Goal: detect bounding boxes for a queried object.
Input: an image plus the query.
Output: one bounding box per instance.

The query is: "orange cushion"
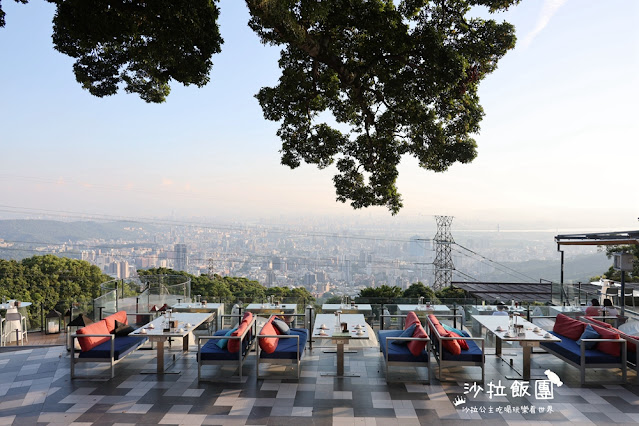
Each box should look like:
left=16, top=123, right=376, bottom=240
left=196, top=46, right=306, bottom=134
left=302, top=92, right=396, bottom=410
left=259, top=318, right=279, bottom=354
left=405, top=312, right=421, bottom=329
left=428, top=314, right=440, bottom=327
left=228, top=312, right=253, bottom=353
left=553, top=314, right=585, bottom=341
left=104, top=311, right=128, bottom=333
left=407, top=323, right=429, bottom=356
left=617, top=331, right=638, bottom=353
left=434, top=323, right=447, bottom=338
left=591, top=324, right=622, bottom=357
left=449, top=331, right=469, bottom=350
left=434, top=323, right=461, bottom=355
left=77, top=320, right=111, bottom=352
left=584, top=316, right=613, bottom=329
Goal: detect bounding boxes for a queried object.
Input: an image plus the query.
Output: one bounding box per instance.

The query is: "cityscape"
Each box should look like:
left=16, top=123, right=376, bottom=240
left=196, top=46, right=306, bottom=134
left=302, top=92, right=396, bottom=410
left=0, top=216, right=610, bottom=299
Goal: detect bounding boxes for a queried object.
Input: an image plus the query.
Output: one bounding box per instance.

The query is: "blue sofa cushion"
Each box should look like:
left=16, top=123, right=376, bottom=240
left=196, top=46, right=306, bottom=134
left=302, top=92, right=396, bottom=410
left=431, top=330, right=482, bottom=362
left=379, top=329, right=429, bottom=362
left=577, top=325, right=600, bottom=350
left=260, top=328, right=308, bottom=360
left=78, top=336, right=148, bottom=360
left=200, top=329, right=253, bottom=361
left=540, top=330, right=622, bottom=365
left=272, top=317, right=291, bottom=335
left=394, top=324, right=417, bottom=346
left=216, top=326, right=238, bottom=349
left=441, top=338, right=482, bottom=362
left=442, top=323, right=470, bottom=338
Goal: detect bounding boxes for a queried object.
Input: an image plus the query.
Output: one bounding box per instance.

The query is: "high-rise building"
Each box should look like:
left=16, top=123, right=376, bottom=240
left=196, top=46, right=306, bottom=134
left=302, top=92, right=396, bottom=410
left=174, top=244, right=187, bottom=271
left=118, top=260, right=130, bottom=279
left=266, top=270, right=276, bottom=287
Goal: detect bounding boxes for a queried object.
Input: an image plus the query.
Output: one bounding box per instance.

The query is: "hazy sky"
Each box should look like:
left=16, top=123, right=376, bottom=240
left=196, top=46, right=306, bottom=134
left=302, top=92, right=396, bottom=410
left=0, top=0, right=637, bottom=231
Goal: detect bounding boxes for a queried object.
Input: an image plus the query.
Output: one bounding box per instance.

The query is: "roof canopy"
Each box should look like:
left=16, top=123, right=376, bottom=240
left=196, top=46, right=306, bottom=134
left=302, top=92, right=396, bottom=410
left=452, top=282, right=552, bottom=303
left=555, top=230, right=639, bottom=246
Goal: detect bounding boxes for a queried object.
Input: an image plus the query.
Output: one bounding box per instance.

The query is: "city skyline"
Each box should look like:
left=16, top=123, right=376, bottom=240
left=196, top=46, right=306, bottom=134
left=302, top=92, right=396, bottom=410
left=0, top=0, right=637, bottom=230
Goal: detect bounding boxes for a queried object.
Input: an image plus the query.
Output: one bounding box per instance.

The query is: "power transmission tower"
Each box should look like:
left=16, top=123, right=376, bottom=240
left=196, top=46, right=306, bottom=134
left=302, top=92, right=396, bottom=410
left=433, top=215, right=455, bottom=290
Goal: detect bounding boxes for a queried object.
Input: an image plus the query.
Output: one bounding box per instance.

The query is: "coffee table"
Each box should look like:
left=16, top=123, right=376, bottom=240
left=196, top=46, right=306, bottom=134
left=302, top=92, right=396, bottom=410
left=313, top=313, right=369, bottom=377
left=171, top=302, right=224, bottom=331
left=321, top=304, right=372, bottom=315
left=131, top=312, right=212, bottom=373
left=472, top=314, right=561, bottom=380
left=397, top=304, right=451, bottom=315
left=549, top=305, right=584, bottom=317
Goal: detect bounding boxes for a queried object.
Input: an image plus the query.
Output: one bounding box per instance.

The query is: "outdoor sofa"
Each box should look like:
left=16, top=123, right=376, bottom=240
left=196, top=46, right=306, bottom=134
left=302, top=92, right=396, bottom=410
left=540, top=313, right=627, bottom=385
left=70, top=310, right=148, bottom=379
left=426, top=314, right=485, bottom=383
left=197, top=312, right=256, bottom=381
left=377, top=311, right=431, bottom=383
left=580, top=315, right=639, bottom=380
left=256, top=315, right=308, bottom=380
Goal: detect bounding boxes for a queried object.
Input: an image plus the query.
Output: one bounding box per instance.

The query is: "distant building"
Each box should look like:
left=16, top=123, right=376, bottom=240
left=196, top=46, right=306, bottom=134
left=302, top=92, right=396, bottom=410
left=342, top=260, right=352, bottom=283
left=174, top=244, right=187, bottom=271
left=118, top=260, right=130, bottom=279
left=409, top=236, right=426, bottom=258
left=304, top=272, right=317, bottom=285
left=266, top=270, right=276, bottom=287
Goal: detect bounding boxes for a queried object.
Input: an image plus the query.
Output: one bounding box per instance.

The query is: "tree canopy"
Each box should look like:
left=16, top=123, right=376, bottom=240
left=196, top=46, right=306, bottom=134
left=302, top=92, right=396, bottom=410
left=1, top=0, right=521, bottom=214
left=138, top=267, right=315, bottom=304
left=358, top=284, right=403, bottom=301
left=598, top=245, right=639, bottom=282
left=0, top=254, right=110, bottom=327
left=402, top=281, right=436, bottom=299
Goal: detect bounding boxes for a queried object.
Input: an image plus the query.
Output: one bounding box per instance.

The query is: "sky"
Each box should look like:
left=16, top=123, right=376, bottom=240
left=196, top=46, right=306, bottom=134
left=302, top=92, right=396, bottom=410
left=0, top=0, right=638, bottom=232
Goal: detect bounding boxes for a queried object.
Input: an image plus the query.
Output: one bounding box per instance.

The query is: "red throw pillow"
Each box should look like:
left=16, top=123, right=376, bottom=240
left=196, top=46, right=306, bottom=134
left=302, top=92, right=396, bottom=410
left=405, top=312, right=421, bottom=330
left=591, top=324, right=622, bottom=357
left=227, top=312, right=254, bottom=353
left=553, top=314, right=585, bottom=341
left=407, top=323, right=429, bottom=356
left=434, top=323, right=461, bottom=355
left=77, top=320, right=111, bottom=352
left=617, top=332, right=637, bottom=353
left=428, top=314, right=440, bottom=327
left=448, top=331, right=469, bottom=350
left=104, top=311, right=128, bottom=333
left=584, top=316, right=613, bottom=329
left=259, top=318, right=279, bottom=354
left=434, top=323, right=447, bottom=338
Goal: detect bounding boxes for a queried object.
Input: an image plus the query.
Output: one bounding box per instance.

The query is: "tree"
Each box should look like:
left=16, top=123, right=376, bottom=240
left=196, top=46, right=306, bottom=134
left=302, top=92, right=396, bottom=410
left=0, top=255, right=110, bottom=329
left=358, top=285, right=403, bottom=302
left=402, top=282, right=436, bottom=300
left=435, top=286, right=468, bottom=304
left=1, top=0, right=521, bottom=214
left=598, top=245, right=639, bottom=282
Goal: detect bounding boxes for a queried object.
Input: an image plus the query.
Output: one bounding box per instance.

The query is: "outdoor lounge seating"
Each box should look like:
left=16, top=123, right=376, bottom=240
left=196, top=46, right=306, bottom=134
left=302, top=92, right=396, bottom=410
left=540, top=313, right=627, bottom=385
left=256, top=315, right=308, bottom=380
left=581, top=315, right=639, bottom=375
left=426, top=314, right=485, bottom=383
left=197, top=312, right=256, bottom=381
left=378, top=311, right=431, bottom=383
left=70, top=310, right=148, bottom=379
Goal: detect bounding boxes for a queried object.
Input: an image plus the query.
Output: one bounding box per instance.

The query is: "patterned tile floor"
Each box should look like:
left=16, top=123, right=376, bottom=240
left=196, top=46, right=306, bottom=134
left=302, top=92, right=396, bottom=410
left=0, top=342, right=638, bottom=425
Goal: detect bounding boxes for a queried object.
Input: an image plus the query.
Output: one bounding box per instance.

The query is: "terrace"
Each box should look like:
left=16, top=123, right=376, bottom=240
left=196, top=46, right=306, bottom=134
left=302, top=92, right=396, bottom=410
left=2, top=290, right=639, bottom=424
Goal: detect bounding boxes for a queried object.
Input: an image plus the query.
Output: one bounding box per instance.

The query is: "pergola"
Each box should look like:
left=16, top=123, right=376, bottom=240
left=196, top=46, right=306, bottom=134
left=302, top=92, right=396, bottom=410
left=554, top=230, right=639, bottom=246
left=555, top=230, right=639, bottom=315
